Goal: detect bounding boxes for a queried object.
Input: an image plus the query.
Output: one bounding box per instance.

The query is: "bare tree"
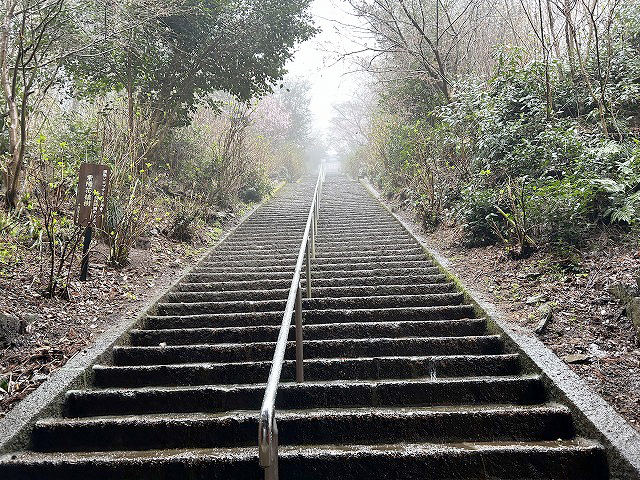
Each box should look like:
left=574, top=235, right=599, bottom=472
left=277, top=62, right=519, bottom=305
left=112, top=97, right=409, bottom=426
left=333, top=0, right=533, bottom=103
left=342, top=0, right=475, bottom=100
left=330, top=87, right=375, bottom=158
left=1, top=0, right=65, bottom=209
left=557, top=0, right=622, bottom=134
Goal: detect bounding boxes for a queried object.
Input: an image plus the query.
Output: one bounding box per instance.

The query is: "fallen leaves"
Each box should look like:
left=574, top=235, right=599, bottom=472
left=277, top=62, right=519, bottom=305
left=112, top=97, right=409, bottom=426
left=0, top=225, right=230, bottom=419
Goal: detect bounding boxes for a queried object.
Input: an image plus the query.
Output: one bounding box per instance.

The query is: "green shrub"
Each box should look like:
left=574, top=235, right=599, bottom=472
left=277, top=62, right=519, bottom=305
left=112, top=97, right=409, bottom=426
left=589, top=147, right=640, bottom=225
left=240, top=167, right=273, bottom=204
left=365, top=44, right=640, bottom=253
left=457, top=187, right=502, bottom=247
left=103, top=176, right=156, bottom=267
left=165, top=199, right=202, bottom=243
left=527, top=178, right=597, bottom=248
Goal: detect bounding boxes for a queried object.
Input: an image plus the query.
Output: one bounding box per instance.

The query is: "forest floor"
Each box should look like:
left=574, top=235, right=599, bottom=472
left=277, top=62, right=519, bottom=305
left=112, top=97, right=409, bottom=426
left=0, top=210, right=249, bottom=418
left=383, top=196, right=640, bottom=433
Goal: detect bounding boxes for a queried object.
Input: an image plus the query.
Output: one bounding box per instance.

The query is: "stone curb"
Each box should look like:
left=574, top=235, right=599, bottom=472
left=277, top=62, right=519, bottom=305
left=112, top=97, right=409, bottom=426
left=0, top=183, right=285, bottom=454
left=361, top=178, right=640, bottom=480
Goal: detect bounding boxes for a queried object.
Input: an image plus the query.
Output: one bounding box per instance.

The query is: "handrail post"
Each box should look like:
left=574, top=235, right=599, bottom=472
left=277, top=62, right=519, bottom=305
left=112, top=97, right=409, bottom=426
left=310, top=214, right=316, bottom=259
left=305, top=241, right=311, bottom=298
left=315, top=190, right=320, bottom=234
left=295, top=283, right=304, bottom=383
left=262, top=416, right=279, bottom=480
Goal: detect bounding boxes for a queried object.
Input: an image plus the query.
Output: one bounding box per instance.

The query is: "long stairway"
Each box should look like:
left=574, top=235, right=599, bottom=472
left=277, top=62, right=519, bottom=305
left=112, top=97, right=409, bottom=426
left=0, top=173, right=610, bottom=478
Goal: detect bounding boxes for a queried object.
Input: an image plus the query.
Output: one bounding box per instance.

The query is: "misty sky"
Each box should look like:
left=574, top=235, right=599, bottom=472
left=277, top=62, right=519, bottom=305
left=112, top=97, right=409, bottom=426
left=285, top=0, right=363, bottom=137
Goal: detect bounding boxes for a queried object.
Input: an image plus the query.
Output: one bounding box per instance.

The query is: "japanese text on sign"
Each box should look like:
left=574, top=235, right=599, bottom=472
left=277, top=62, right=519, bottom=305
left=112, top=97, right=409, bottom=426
left=75, top=163, right=110, bottom=228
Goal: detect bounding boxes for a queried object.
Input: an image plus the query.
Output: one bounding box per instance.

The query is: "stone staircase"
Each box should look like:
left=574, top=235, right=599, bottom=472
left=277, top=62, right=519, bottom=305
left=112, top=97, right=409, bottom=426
left=0, top=173, right=610, bottom=479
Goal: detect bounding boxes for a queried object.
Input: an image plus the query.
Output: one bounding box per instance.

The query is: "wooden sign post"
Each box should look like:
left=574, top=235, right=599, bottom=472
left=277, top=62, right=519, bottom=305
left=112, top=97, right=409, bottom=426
left=75, top=163, right=110, bottom=281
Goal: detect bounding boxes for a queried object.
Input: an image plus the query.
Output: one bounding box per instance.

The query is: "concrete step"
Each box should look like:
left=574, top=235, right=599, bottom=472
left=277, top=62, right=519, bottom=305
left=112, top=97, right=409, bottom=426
left=213, top=241, right=302, bottom=249
left=316, top=222, right=408, bottom=229
left=33, top=404, right=574, bottom=452
left=234, top=223, right=306, bottom=230
left=215, top=235, right=301, bottom=242
left=203, top=247, right=426, bottom=262
left=314, top=253, right=427, bottom=263
left=319, top=217, right=399, bottom=224
left=93, top=353, right=521, bottom=387
left=0, top=438, right=608, bottom=479
left=204, top=251, right=298, bottom=262
left=192, top=264, right=303, bottom=274
left=155, top=293, right=465, bottom=316
left=211, top=243, right=303, bottom=252
left=314, top=247, right=425, bottom=258
left=184, top=266, right=443, bottom=282
left=183, top=271, right=297, bottom=283
left=166, top=283, right=455, bottom=302
left=314, top=237, right=417, bottom=246
left=312, top=266, right=442, bottom=277
left=315, top=242, right=420, bottom=252
left=112, top=335, right=504, bottom=366
left=192, top=260, right=437, bottom=274
left=313, top=260, right=435, bottom=271
left=205, top=250, right=298, bottom=259
left=319, top=223, right=401, bottom=231
left=315, top=240, right=420, bottom=249
left=177, top=275, right=449, bottom=292
left=298, top=268, right=440, bottom=283
left=143, top=305, right=474, bottom=329
left=198, top=258, right=297, bottom=268
left=235, top=221, right=307, bottom=228
left=130, top=318, right=487, bottom=346
left=143, top=305, right=477, bottom=329
left=316, top=228, right=412, bottom=237
left=198, top=254, right=430, bottom=269
left=219, top=234, right=306, bottom=243
left=64, top=375, right=544, bottom=417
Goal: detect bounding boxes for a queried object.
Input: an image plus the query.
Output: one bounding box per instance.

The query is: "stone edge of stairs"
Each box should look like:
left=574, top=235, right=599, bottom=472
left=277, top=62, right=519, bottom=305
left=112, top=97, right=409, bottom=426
left=360, top=177, right=640, bottom=480
left=0, top=183, right=285, bottom=455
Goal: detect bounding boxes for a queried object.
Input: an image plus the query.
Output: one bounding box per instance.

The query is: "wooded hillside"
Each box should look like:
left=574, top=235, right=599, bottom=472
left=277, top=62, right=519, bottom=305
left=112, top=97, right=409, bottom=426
left=332, top=0, right=640, bottom=256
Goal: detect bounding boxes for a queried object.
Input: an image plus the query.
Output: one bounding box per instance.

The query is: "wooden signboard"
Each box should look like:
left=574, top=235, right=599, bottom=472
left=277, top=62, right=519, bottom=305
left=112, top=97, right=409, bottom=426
left=75, top=163, right=110, bottom=281
left=75, top=163, right=110, bottom=229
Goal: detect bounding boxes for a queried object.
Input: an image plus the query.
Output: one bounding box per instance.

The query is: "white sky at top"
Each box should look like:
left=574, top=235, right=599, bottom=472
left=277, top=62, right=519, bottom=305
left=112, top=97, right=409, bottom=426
left=285, top=0, right=365, bottom=137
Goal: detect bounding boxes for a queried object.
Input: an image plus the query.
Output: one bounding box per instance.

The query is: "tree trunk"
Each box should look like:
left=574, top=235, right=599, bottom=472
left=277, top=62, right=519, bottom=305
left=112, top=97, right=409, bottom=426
left=538, top=0, right=552, bottom=119
left=1, top=0, right=23, bottom=209
left=562, top=0, right=580, bottom=114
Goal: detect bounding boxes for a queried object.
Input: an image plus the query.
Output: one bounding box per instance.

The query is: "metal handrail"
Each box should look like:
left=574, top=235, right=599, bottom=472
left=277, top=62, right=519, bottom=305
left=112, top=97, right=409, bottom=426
left=258, top=166, right=326, bottom=480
